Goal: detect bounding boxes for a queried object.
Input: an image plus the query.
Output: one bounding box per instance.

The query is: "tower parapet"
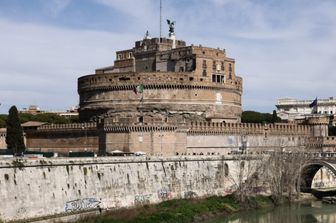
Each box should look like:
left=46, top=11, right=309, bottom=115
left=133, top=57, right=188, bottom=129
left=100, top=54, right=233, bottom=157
left=306, top=115, right=329, bottom=137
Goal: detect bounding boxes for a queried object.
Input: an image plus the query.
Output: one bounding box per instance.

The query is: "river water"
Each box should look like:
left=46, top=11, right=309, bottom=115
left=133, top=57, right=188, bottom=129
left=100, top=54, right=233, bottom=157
left=207, top=201, right=336, bottom=223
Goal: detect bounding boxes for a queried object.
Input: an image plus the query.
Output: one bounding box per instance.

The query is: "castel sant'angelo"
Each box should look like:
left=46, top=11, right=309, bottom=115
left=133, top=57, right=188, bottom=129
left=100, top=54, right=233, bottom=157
left=26, top=23, right=336, bottom=156
left=78, top=27, right=242, bottom=124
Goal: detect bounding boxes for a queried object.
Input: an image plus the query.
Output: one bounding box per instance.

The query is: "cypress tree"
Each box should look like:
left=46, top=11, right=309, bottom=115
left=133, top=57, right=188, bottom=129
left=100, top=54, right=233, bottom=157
left=6, top=106, right=26, bottom=154
left=272, top=110, right=280, bottom=123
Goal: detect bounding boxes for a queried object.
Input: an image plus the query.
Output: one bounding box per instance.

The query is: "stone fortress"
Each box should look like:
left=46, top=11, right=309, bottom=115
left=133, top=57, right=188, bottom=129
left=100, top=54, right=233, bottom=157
left=25, top=26, right=336, bottom=157
left=78, top=33, right=242, bottom=124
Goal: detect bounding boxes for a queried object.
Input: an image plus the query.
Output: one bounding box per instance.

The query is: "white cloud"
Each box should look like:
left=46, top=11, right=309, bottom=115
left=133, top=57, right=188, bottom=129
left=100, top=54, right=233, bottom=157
left=1, top=0, right=336, bottom=113
left=0, top=18, right=138, bottom=113
left=46, top=0, right=73, bottom=16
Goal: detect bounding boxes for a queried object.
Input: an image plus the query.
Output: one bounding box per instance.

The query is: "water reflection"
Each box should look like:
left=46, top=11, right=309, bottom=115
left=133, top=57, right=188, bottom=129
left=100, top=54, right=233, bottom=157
left=208, top=201, right=336, bottom=223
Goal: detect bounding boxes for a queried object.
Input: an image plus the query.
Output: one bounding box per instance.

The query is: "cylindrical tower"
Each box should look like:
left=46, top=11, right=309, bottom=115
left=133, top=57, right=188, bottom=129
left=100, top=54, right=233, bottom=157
left=77, top=37, right=243, bottom=125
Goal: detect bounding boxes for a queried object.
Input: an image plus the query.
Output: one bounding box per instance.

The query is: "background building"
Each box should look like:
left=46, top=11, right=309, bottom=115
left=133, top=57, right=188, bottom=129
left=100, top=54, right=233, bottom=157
left=0, top=128, right=6, bottom=149
left=20, top=105, right=79, bottom=117
left=276, top=97, right=336, bottom=121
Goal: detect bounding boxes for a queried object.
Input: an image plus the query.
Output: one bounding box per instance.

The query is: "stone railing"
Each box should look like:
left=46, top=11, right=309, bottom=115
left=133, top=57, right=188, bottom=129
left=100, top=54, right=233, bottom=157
left=78, top=72, right=242, bottom=93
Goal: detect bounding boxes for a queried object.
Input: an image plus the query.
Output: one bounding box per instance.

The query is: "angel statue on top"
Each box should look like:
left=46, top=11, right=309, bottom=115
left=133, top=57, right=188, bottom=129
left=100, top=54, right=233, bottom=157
left=167, top=19, right=175, bottom=36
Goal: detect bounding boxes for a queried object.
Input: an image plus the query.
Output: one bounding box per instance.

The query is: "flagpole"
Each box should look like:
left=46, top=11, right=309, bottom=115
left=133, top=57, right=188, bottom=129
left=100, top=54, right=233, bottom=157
left=159, top=0, right=162, bottom=43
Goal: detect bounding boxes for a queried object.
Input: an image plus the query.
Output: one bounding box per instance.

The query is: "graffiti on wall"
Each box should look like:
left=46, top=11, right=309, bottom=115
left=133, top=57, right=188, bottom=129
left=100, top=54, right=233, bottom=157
left=183, top=191, right=197, bottom=199
left=65, top=198, right=101, bottom=212
left=157, top=188, right=172, bottom=200
left=134, top=194, right=151, bottom=205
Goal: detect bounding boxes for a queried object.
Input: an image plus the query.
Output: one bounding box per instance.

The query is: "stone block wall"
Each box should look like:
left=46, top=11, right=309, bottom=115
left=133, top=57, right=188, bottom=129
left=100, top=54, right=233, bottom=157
left=0, top=156, right=253, bottom=222
left=104, top=128, right=187, bottom=156
left=77, top=72, right=242, bottom=122
left=26, top=123, right=98, bottom=155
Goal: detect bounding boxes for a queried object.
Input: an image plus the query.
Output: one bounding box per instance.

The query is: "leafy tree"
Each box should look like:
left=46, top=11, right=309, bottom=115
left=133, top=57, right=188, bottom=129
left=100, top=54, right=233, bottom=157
left=272, top=110, right=281, bottom=123
left=6, top=106, right=26, bottom=154
left=0, top=112, right=79, bottom=128
left=19, top=113, right=77, bottom=124
left=242, top=110, right=281, bottom=124
left=0, top=114, right=7, bottom=128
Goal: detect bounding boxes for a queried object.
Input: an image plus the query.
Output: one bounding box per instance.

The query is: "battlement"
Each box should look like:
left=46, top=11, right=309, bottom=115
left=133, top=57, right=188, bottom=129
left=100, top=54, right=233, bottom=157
left=78, top=72, right=242, bottom=93
left=37, top=122, right=97, bottom=131
left=101, top=121, right=312, bottom=136
left=188, top=122, right=311, bottom=136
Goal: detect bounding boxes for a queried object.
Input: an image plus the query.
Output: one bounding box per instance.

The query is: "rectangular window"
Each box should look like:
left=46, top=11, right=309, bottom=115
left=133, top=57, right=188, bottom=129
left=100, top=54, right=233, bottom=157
left=221, top=75, right=225, bottom=83
left=212, top=75, right=216, bottom=82
left=203, top=70, right=207, bottom=76
left=216, top=75, right=221, bottom=83
left=202, top=60, right=207, bottom=68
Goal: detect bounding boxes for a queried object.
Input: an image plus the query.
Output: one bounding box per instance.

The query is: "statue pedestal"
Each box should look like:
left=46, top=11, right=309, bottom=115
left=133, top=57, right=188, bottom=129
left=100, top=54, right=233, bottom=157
left=169, top=33, right=176, bottom=49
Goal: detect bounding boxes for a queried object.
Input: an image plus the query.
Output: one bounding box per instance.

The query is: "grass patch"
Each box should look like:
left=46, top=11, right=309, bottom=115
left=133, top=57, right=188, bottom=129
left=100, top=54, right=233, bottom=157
left=70, top=195, right=273, bottom=223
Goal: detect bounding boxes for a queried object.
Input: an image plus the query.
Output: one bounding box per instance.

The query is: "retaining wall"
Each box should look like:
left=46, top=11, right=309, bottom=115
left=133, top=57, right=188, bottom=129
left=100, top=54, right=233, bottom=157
left=0, top=156, right=251, bottom=222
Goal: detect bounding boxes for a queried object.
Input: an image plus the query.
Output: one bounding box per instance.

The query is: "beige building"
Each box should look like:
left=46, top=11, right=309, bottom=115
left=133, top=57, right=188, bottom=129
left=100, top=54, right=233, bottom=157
left=20, top=105, right=79, bottom=117
left=276, top=97, right=336, bottom=121
left=0, top=128, right=6, bottom=149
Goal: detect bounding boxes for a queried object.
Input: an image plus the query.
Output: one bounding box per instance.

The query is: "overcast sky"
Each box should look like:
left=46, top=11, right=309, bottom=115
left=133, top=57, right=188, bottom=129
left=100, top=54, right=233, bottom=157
left=0, top=0, right=335, bottom=114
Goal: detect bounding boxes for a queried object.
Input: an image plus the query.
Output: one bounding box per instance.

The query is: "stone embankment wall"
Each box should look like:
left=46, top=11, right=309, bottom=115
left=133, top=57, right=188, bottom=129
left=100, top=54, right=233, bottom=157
left=0, top=156, right=255, bottom=222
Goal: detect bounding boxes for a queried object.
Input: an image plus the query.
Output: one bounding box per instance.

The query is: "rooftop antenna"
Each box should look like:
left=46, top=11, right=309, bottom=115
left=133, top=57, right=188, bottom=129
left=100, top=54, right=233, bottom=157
left=160, top=0, right=162, bottom=42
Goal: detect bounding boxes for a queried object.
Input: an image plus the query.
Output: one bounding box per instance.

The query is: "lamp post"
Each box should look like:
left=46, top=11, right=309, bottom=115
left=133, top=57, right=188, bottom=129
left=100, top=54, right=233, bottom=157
left=240, top=135, right=247, bottom=154
left=82, top=125, right=87, bottom=151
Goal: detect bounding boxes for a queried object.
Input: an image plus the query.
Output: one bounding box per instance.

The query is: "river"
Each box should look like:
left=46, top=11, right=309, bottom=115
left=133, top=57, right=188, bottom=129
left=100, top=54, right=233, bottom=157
left=207, top=201, right=336, bottom=223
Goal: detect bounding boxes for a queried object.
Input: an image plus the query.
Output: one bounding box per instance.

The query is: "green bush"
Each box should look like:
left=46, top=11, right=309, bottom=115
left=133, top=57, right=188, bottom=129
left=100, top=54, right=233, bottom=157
left=242, top=110, right=281, bottom=123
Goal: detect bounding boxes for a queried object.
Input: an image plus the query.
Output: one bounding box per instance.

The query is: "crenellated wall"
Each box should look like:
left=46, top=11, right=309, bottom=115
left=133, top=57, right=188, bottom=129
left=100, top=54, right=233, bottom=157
left=98, top=121, right=315, bottom=156
left=24, top=119, right=334, bottom=156
left=26, top=123, right=98, bottom=155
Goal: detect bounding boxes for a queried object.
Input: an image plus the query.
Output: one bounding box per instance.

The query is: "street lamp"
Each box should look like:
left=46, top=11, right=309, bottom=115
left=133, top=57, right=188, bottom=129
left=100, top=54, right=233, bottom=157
left=82, top=125, right=87, bottom=151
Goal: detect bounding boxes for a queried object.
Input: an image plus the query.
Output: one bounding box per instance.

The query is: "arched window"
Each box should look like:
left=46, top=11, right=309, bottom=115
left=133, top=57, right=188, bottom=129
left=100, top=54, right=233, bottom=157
left=240, top=161, right=245, bottom=169
left=224, top=163, right=229, bottom=177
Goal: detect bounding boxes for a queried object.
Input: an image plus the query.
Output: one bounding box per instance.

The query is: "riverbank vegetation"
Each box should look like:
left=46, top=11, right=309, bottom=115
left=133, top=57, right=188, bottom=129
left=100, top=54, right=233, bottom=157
left=72, top=195, right=273, bottom=223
